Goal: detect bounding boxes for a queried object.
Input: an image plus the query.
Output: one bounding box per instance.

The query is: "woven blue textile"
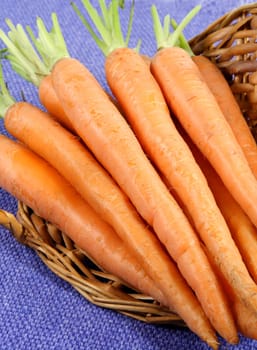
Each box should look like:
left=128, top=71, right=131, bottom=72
left=1, top=1, right=257, bottom=349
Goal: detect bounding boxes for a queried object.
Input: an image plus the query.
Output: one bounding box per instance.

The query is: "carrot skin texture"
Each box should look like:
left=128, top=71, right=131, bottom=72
left=0, top=133, right=217, bottom=347
left=51, top=57, right=239, bottom=346
left=0, top=134, right=169, bottom=304
left=5, top=101, right=194, bottom=317
left=191, top=141, right=257, bottom=284
left=233, top=298, right=257, bottom=340
left=151, top=46, right=257, bottom=315
left=104, top=47, right=237, bottom=343
left=38, top=74, right=75, bottom=132
left=193, top=55, right=257, bottom=178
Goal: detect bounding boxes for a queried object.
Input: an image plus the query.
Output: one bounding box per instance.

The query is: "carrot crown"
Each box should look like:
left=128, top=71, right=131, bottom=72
left=151, top=4, right=201, bottom=52
left=71, top=0, right=140, bottom=56
left=0, top=13, right=70, bottom=87
left=0, top=60, right=15, bottom=117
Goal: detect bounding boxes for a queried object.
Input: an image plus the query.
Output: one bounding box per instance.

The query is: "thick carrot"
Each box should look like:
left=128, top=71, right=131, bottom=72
left=0, top=134, right=218, bottom=347
left=51, top=55, right=237, bottom=345
left=192, top=54, right=257, bottom=178
left=3, top=100, right=203, bottom=329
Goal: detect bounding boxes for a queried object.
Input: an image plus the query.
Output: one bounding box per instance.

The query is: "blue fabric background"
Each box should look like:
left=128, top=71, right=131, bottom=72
left=1, top=0, right=257, bottom=349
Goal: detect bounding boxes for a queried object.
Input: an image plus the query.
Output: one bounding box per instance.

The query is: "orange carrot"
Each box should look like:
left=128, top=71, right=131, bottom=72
left=0, top=17, right=220, bottom=339
left=179, top=122, right=257, bottom=284
left=0, top=133, right=168, bottom=304
left=0, top=8, right=235, bottom=344
left=150, top=4, right=257, bottom=315
left=192, top=54, right=257, bottom=178
left=233, top=298, right=257, bottom=341
left=38, top=74, right=74, bottom=131
left=51, top=55, right=237, bottom=346
left=151, top=45, right=257, bottom=227
left=0, top=133, right=218, bottom=347
left=3, top=100, right=204, bottom=329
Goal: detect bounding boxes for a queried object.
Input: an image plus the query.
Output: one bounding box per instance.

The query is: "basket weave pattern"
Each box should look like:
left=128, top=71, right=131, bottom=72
left=1, top=2, right=257, bottom=326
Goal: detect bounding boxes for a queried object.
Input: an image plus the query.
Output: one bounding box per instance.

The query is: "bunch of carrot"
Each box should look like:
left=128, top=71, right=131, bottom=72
left=1, top=1, right=257, bottom=348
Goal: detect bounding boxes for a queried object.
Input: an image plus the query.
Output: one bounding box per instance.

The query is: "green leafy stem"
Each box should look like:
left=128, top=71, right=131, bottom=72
left=151, top=4, right=201, bottom=51
left=0, top=59, right=16, bottom=117
left=0, top=13, right=70, bottom=87
left=71, top=0, right=141, bottom=56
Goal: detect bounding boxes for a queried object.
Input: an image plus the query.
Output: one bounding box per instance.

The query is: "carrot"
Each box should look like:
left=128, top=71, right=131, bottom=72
left=0, top=85, right=208, bottom=335
left=0, top=133, right=169, bottom=306
left=69, top=0, right=255, bottom=342
left=201, top=238, right=257, bottom=342
left=172, top=23, right=257, bottom=178
left=178, top=121, right=257, bottom=284
left=192, top=55, right=257, bottom=175
left=0, top=7, right=235, bottom=345
left=233, top=298, right=257, bottom=341
left=52, top=55, right=224, bottom=346
left=0, top=47, right=220, bottom=345
left=0, top=132, right=219, bottom=348
left=148, top=2, right=257, bottom=307
left=151, top=8, right=257, bottom=228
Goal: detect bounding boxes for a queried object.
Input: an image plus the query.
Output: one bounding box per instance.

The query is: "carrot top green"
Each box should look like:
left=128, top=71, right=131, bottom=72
left=0, top=61, right=15, bottom=117
left=0, top=13, right=70, bottom=87
left=71, top=0, right=140, bottom=56
left=151, top=4, right=201, bottom=51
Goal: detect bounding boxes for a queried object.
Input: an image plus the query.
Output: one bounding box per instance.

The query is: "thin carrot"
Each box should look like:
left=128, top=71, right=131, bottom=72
left=148, top=4, right=257, bottom=312
left=151, top=8, right=257, bottom=228
left=172, top=24, right=257, bottom=178
left=0, top=74, right=207, bottom=334
left=0, top=132, right=218, bottom=348
left=0, top=132, right=169, bottom=306
left=178, top=121, right=257, bottom=284
left=192, top=55, right=257, bottom=176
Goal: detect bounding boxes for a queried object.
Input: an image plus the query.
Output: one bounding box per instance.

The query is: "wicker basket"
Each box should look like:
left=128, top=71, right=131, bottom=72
left=1, top=2, right=257, bottom=327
